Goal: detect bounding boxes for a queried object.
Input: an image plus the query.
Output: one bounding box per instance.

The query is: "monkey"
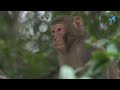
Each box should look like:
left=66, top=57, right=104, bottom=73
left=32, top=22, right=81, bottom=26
left=51, top=16, right=96, bottom=68
left=50, top=15, right=120, bottom=79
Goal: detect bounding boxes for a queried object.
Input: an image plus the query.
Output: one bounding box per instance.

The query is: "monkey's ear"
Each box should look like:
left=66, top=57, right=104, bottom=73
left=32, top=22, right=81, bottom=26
left=73, top=16, right=84, bottom=31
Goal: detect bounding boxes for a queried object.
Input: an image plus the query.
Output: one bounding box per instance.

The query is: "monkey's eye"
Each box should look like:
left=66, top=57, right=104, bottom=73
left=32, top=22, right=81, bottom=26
left=52, top=30, right=55, bottom=33
left=58, top=28, right=62, bottom=31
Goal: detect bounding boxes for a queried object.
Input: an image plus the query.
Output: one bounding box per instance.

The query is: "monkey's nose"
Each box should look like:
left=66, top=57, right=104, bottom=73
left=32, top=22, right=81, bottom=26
left=54, top=38, right=56, bottom=41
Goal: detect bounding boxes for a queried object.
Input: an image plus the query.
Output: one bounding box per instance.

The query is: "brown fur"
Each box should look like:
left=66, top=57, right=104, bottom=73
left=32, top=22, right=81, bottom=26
left=51, top=15, right=119, bottom=79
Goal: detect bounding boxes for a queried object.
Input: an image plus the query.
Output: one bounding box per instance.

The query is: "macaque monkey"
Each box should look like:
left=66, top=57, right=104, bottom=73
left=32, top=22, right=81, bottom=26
left=50, top=15, right=119, bottom=79
left=51, top=16, right=91, bottom=68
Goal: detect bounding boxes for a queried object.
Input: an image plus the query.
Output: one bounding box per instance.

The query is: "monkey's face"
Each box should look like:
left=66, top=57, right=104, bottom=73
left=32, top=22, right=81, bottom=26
left=51, top=16, right=84, bottom=52
left=51, top=23, right=66, bottom=50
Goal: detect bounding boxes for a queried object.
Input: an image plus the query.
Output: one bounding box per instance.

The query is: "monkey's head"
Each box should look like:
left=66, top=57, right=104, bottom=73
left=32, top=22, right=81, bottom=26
left=51, top=16, right=84, bottom=52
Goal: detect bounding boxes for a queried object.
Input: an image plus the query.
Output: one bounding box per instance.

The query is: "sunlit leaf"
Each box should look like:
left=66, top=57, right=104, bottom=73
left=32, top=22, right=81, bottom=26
left=106, top=43, right=118, bottom=53
left=59, top=65, right=76, bottom=79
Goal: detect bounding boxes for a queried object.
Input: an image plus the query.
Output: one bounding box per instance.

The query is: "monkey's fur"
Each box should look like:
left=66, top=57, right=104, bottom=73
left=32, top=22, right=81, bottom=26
left=51, top=16, right=120, bottom=79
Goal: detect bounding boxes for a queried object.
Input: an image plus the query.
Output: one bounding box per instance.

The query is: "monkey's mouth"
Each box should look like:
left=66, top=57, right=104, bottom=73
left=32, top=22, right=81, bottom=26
left=54, top=44, right=65, bottom=48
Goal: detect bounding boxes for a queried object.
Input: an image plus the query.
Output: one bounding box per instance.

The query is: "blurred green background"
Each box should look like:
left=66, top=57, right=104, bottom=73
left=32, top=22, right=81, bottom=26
left=0, top=11, right=120, bottom=79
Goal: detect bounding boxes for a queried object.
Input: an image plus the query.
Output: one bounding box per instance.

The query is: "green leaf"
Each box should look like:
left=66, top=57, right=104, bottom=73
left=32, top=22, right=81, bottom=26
left=106, top=43, right=118, bottom=53
left=59, top=65, right=76, bottom=79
